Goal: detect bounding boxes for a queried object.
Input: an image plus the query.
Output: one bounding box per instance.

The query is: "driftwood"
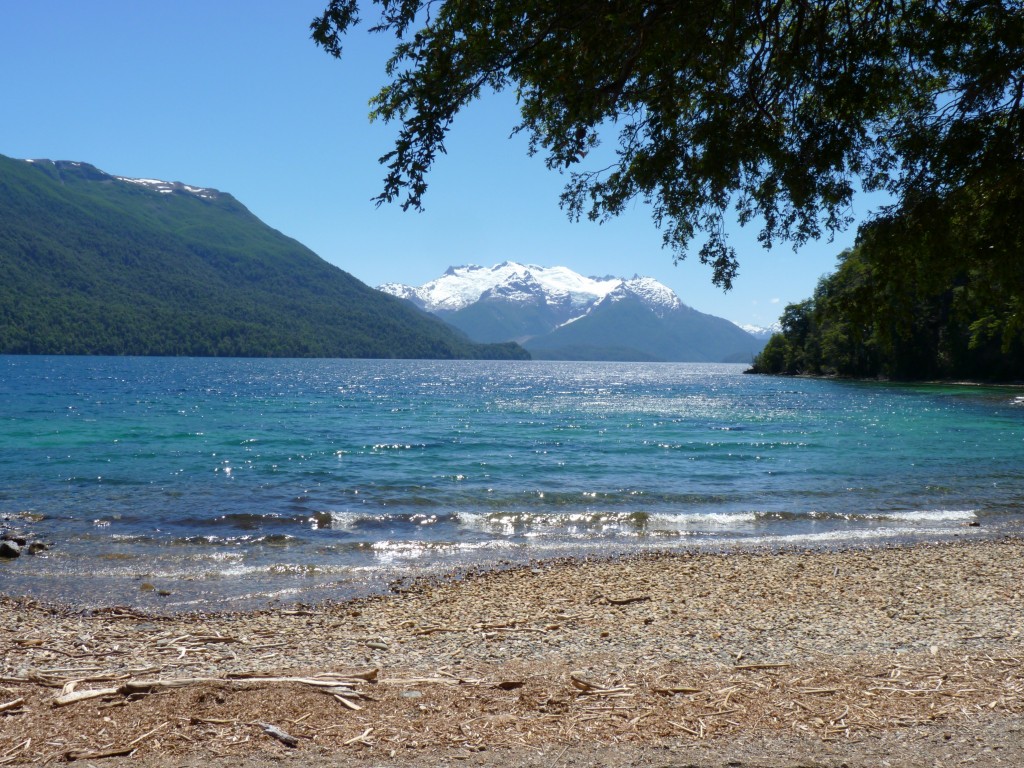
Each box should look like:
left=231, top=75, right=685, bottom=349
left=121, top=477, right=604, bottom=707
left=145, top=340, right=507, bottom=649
left=600, top=594, right=652, bottom=606
left=0, top=740, right=31, bottom=766
left=190, top=716, right=237, bottom=725
left=256, top=722, right=299, bottom=747
left=343, top=727, right=374, bottom=747
left=0, top=697, right=26, bottom=713
left=333, top=694, right=363, bottom=710
left=63, top=722, right=169, bottom=761
left=380, top=676, right=483, bottom=686
left=570, top=672, right=632, bottom=695
left=651, top=686, right=702, bottom=696
left=224, top=667, right=378, bottom=682
left=53, top=673, right=377, bottom=707
left=733, top=663, right=792, bottom=671
left=65, top=746, right=135, bottom=761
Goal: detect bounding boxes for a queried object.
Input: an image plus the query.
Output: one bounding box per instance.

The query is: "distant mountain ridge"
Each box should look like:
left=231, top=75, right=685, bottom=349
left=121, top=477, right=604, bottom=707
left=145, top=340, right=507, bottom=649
left=0, top=154, right=527, bottom=359
left=739, top=322, right=782, bottom=340
left=381, top=263, right=685, bottom=315
left=380, top=263, right=765, bottom=362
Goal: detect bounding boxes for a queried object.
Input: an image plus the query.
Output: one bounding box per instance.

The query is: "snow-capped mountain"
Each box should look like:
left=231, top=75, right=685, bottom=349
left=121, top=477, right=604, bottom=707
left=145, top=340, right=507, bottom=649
left=380, top=262, right=624, bottom=315
left=380, top=263, right=766, bottom=363
left=738, top=322, right=782, bottom=340
left=597, top=276, right=683, bottom=317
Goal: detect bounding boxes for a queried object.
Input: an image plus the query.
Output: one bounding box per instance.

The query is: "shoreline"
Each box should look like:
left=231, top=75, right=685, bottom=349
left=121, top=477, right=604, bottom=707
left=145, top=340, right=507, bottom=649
left=744, top=368, right=1024, bottom=387
left=2, top=537, right=1022, bottom=765
left=3, top=522, right=1011, bottom=616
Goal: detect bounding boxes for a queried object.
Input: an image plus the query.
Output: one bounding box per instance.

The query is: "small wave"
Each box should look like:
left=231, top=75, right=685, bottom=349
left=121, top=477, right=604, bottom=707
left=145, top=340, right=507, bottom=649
left=171, top=532, right=301, bottom=546
left=330, top=511, right=462, bottom=529
left=257, top=533, right=297, bottom=545
left=172, top=534, right=260, bottom=546
left=177, top=512, right=311, bottom=530
left=678, top=509, right=977, bottom=525
left=457, top=489, right=735, bottom=510
left=109, top=533, right=158, bottom=543
left=460, top=508, right=980, bottom=536
left=369, top=539, right=465, bottom=562
left=460, top=510, right=769, bottom=537
left=266, top=563, right=327, bottom=576
left=470, top=511, right=649, bottom=532
left=875, top=509, right=977, bottom=523
left=647, top=511, right=760, bottom=527
left=136, top=558, right=356, bottom=581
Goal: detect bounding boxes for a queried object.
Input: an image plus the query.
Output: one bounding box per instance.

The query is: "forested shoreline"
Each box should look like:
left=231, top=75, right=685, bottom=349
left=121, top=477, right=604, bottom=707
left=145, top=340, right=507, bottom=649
left=751, top=184, right=1023, bottom=382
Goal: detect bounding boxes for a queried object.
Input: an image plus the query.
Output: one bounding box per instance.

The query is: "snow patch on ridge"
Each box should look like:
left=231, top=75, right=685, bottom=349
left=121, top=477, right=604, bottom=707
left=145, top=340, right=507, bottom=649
left=116, top=176, right=220, bottom=200
left=20, top=158, right=222, bottom=201
left=378, top=282, right=424, bottom=308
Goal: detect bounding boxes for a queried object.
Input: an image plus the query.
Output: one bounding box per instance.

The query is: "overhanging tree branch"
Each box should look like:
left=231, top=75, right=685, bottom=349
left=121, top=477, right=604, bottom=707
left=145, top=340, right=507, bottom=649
left=312, top=0, right=1023, bottom=290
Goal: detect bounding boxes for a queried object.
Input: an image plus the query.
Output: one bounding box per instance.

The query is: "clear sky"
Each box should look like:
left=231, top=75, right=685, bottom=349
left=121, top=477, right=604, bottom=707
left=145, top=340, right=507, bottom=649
left=1, top=1, right=885, bottom=328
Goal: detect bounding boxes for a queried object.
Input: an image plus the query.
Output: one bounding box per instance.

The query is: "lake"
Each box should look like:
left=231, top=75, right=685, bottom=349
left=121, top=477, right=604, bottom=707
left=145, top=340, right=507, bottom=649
left=2, top=356, right=1022, bottom=610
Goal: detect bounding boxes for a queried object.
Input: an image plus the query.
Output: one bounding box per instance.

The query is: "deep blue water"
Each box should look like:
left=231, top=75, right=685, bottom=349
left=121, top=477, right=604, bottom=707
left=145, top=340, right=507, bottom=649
left=1, top=356, right=1022, bottom=609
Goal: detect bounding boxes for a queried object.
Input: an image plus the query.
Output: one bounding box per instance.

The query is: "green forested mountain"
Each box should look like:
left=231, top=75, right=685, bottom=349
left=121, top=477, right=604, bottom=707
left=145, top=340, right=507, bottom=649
left=0, top=154, right=527, bottom=359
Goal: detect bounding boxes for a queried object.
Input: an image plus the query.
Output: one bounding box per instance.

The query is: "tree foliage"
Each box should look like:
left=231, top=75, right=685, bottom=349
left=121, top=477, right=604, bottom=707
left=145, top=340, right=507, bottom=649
left=312, top=0, right=1023, bottom=289
left=749, top=184, right=1024, bottom=380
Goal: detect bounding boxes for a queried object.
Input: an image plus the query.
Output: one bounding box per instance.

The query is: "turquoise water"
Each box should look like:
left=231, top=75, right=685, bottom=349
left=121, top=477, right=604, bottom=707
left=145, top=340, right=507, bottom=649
left=1, top=356, right=1022, bottom=609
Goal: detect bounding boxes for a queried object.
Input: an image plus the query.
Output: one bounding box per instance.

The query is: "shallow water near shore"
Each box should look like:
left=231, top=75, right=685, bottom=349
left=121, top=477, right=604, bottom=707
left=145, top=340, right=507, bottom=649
left=1, top=355, right=1022, bottom=610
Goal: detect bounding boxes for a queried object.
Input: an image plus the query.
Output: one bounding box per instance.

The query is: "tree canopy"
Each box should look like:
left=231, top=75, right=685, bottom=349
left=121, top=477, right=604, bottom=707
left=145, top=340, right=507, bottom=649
left=312, top=0, right=1023, bottom=290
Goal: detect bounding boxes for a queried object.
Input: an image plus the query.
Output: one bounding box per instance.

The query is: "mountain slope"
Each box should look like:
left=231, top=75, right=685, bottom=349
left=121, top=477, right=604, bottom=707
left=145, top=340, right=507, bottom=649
left=525, top=287, right=762, bottom=363
left=437, top=293, right=561, bottom=343
left=0, top=154, right=526, bottom=359
left=382, top=263, right=764, bottom=362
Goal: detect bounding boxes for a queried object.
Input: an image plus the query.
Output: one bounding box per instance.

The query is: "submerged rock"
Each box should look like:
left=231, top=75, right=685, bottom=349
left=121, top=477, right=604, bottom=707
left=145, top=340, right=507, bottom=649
left=0, top=540, right=21, bottom=558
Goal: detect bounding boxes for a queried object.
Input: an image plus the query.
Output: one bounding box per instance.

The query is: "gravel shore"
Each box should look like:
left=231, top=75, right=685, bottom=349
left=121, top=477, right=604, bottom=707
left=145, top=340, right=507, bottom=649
left=2, top=537, right=1022, bottom=766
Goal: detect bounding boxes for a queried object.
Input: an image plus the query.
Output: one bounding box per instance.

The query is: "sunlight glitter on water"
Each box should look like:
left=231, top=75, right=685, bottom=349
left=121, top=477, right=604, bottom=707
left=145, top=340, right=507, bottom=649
left=2, top=357, right=1022, bottom=609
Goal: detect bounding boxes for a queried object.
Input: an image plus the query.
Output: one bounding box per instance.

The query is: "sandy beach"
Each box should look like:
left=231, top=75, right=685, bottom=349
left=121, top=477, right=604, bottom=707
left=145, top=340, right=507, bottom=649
left=2, top=537, right=1022, bottom=766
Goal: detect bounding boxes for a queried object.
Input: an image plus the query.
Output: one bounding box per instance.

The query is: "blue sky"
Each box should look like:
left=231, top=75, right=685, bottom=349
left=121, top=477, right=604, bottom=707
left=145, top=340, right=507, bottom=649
left=1, top=1, right=884, bottom=328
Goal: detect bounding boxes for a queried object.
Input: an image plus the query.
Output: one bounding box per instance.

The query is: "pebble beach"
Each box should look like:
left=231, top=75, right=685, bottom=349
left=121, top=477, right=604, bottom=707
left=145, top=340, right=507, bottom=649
left=2, top=537, right=1023, bottom=766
